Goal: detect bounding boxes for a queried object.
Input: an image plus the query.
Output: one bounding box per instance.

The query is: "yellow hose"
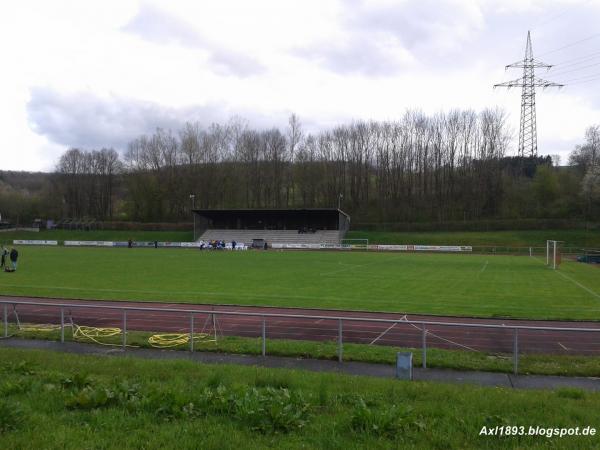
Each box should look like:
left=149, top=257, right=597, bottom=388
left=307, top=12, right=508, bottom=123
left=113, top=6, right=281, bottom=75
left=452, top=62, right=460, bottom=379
left=72, top=324, right=122, bottom=346
left=16, top=322, right=216, bottom=349
left=148, top=333, right=215, bottom=348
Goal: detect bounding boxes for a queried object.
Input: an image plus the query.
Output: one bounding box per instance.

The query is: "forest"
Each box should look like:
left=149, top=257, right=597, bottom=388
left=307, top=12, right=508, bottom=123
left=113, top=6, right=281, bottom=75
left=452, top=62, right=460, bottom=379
left=1, top=109, right=599, bottom=227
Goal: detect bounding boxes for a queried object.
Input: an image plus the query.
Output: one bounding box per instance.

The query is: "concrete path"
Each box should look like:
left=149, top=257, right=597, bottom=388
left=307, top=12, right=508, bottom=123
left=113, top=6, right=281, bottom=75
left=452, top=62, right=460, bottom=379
left=1, top=338, right=599, bottom=392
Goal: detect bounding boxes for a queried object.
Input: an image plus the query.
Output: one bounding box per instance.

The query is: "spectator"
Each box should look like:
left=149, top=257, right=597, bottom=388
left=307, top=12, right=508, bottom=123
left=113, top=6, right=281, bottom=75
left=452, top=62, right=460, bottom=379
left=9, top=247, right=18, bottom=271
left=128, top=239, right=133, bottom=248
left=0, top=246, right=7, bottom=269
left=232, top=240, right=236, bottom=250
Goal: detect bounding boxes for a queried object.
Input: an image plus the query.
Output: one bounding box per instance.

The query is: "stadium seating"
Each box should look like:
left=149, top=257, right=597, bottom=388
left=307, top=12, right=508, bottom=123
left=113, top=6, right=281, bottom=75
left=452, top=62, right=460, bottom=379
left=198, top=229, right=341, bottom=245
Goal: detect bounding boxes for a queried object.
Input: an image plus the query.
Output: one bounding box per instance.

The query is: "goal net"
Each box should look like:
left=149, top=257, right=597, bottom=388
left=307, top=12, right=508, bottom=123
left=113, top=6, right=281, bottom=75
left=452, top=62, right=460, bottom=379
left=546, top=240, right=563, bottom=269
left=340, top=238, right=369, bottom=250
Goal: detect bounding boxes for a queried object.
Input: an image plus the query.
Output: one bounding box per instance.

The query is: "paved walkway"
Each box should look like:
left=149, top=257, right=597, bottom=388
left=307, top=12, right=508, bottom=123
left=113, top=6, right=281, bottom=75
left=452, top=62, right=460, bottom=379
left=1, top=338, right=599, bottom=392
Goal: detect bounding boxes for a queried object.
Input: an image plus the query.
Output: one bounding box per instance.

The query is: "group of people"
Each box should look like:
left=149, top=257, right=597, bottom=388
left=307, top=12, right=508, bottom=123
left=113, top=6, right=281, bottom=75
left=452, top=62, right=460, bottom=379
left=1, top=246, right=18, bottom=272
left=199, top=240, right=236, bottom=250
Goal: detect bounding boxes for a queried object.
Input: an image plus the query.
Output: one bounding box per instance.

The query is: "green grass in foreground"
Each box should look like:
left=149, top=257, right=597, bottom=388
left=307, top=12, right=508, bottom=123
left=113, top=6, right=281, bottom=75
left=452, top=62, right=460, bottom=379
left=347, top=229, right=600, bottom=248
left=5, top=324, right=600, bottom=378
left=1, top=247, right=600, bottom=320
left=0, top=347, right=599, bottom=449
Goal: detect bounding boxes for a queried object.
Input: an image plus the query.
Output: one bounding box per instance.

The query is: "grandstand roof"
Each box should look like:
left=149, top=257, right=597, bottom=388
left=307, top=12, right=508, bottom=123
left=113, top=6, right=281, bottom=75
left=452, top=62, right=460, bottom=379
left=193, top=208, right=349, bottom=219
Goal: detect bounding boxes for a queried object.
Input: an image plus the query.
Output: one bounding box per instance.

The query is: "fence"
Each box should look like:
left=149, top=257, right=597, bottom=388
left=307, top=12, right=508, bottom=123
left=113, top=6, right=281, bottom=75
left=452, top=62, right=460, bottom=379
left=2, top=299, right=600, bottom=376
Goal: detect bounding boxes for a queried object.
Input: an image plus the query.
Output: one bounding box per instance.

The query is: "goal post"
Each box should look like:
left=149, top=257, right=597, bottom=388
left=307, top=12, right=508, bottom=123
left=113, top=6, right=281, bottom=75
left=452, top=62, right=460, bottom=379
left=340, top=238, right=369, bottom=250
left=546, top=240, right=563, bottom=270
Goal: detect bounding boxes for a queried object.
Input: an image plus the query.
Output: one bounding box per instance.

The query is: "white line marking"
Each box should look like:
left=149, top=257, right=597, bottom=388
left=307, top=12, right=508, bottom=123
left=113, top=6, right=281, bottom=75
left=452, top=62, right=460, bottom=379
left=315, top=319, right=324, bottom=324
left=480, top=261, right=489, bottom=273
left=555, top=270, right=600, bottom=300
left=369, top=321, right=399, bottom=345
left=558, top=342, right=569, bottom=351
left=319, top=255, right=402, bottom=277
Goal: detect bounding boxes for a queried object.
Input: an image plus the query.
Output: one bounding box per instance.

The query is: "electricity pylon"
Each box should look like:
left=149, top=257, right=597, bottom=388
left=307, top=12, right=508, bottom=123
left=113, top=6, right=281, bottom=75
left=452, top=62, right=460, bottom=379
left=494, top=31, right=563, bottom=157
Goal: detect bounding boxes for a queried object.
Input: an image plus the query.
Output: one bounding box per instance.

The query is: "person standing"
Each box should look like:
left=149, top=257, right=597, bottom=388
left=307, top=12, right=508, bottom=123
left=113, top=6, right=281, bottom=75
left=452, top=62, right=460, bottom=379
left=0, top=246, right=7, bottom=269
left=9, top=247, right=18, bottom=271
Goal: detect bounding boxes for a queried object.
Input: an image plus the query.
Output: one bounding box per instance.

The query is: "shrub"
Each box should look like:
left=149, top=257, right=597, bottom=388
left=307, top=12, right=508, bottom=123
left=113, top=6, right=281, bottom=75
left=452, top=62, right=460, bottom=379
left=350, top=398, right=423, bottom=439
left=232, top=387, right=311, bottom=433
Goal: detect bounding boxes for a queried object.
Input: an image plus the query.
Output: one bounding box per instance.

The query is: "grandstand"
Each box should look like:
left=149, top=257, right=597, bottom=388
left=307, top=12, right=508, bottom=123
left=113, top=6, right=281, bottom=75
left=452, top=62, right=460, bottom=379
left=193, top=208, right=350, bottom=246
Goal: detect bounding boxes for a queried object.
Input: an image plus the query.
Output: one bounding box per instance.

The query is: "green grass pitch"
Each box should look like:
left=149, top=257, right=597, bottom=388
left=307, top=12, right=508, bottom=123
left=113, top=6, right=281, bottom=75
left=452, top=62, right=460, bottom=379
left=1, top=246, right=599, bottom=320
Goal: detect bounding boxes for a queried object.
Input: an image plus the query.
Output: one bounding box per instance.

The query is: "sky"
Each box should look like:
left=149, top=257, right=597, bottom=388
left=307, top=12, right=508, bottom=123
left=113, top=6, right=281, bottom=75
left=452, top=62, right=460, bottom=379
left=1, top=0, right=600, bottom=171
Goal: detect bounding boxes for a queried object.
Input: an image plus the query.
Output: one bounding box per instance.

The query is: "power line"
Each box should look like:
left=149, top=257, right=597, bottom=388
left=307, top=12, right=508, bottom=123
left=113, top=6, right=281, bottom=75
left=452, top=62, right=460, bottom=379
left=531, top=0, right=593, bottom=31
left=550, top=60, right=600, bottom=77
left=569, top=76, right=600, bottom=85
left=537, top=32, right=600, bottom=57
left=558, top=71, right=600, bottom=83
left=553, top=49, right=600, bottom=66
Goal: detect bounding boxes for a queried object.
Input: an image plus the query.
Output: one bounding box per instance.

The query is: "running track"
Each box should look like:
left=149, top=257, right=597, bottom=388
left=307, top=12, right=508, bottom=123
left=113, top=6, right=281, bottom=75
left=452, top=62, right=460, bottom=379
left=1, top=296, right=600, bottom=356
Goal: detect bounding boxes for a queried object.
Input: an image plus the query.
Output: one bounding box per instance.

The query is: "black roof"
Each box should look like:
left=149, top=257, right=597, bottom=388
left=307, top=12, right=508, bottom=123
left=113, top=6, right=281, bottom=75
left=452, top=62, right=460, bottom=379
left=193, top=208, right=349, bottom=219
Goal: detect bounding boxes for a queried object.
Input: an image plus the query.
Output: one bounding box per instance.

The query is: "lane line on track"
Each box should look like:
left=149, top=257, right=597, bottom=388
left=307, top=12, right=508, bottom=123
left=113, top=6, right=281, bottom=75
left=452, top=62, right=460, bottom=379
left=558, top=342, right=569, bottom=351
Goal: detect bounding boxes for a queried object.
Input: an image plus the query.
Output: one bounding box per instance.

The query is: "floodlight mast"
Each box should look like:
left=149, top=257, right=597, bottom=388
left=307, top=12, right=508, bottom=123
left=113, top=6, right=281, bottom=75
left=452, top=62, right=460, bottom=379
left=493, top=31, right=563, bottom=158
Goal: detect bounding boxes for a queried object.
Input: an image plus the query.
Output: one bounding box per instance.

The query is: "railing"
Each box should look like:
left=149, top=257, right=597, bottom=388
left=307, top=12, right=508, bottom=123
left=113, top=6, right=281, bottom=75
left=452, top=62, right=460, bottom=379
left=2, top=299, right=600, bottom=376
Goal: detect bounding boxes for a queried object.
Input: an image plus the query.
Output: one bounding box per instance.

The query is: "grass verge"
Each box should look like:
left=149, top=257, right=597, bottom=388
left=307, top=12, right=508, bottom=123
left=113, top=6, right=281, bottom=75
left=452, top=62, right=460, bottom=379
left=3, top=323, right=600, bottom=378
left=0, top=346, right=599, bottom=449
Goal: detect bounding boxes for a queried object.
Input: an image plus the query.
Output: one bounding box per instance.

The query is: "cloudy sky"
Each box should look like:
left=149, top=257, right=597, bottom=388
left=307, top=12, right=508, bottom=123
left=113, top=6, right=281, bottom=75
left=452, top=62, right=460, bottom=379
left=1, top=0, right=600, bottom=171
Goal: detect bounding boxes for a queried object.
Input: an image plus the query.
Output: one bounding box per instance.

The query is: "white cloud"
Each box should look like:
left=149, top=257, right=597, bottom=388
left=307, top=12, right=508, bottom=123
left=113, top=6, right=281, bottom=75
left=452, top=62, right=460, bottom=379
left=0, top=0, right=599, bottom=171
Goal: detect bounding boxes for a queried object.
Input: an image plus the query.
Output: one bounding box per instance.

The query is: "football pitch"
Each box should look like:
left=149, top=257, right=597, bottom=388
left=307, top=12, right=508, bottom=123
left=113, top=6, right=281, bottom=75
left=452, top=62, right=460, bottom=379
left=1, top=246, right=599, bottom=320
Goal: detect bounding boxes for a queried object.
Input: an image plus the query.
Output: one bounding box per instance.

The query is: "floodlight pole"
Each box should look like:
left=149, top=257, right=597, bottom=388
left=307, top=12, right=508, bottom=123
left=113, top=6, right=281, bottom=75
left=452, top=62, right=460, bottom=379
left=190, top=194, right=196, bottom=241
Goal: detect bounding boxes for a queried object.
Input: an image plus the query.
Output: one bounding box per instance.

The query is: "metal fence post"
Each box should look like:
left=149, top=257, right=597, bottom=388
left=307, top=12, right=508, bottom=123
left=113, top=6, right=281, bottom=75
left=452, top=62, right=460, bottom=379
left=513, top=328, right=519, bottom=375
left=261, top=316, right=266, bottom=357
left=3, top=304, right=7, bottom=337
left=338, top=319, right=343, bottom=362
left=190, top=313, right=194, bottom=353
left=422, top=324, right=427, bottom=368
left=60, top=308, right=65, bottom=343
left=122, top=309, right=127, bottom=350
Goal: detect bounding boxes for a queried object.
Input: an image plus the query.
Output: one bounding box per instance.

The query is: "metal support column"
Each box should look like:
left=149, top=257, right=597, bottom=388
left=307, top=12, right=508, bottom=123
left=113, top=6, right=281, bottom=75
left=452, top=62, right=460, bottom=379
left=513, top=328, right=519, bottom=375
left=122, top=310, right=127, bottom=350
left=261, top=316, right=266, bottom=357
left=190, top=314, right=194, bottom=352
left=60, top=308, right=65, bottom=343
left=422, top=325, right=427, bottom=368
left=3, top=304, right=7, bottom=337
left=338, top=319, right=343, bottom=363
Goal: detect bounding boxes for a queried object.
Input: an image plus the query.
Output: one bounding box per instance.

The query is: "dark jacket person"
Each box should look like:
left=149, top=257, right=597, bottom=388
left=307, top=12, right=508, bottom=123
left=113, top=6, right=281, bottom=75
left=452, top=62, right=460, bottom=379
left=9, top=248, right=18, bottom=270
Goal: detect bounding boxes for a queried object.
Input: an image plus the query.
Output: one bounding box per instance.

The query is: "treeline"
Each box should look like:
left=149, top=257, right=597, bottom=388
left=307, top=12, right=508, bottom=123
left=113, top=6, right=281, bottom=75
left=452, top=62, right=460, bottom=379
left=2, top=111, right=599, bottom=225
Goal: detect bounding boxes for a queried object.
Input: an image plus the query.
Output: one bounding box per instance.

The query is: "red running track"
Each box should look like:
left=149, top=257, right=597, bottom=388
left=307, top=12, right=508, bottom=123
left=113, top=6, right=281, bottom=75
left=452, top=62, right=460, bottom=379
left=1, top=296, right=600, bottom=356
